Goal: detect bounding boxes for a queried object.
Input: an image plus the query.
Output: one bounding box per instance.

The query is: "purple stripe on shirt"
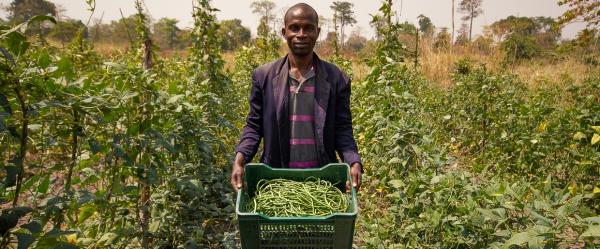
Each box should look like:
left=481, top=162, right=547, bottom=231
left=289, top=161, right=319, bottom=168
left=290, top=115, right=314, bottom=122
left=289, top=86, right=316, bottom=93
left=290, top=139, right=316, bottom=145
left=302, top=86, right=315, bottom=93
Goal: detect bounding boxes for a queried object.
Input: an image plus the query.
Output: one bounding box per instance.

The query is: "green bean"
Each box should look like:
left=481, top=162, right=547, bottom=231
left=246, top=177, right=350, bottom=217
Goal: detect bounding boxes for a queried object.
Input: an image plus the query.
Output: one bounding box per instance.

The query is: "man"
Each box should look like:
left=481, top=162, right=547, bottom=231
left=231, top=3, right=362, bottom=191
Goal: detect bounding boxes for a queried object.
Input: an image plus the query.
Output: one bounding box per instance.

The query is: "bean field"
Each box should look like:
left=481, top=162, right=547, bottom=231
left=0, top=0, right=598, bottom=248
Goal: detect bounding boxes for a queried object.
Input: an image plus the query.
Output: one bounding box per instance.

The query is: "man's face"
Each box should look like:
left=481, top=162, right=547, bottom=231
left=282, top=8, right=320, bottom=57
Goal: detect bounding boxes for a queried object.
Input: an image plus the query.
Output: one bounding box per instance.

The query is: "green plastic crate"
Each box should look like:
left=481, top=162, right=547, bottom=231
left=236, top=163, right=358, bottom=249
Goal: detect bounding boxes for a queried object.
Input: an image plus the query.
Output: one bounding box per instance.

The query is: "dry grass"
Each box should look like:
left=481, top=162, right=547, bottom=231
left=419, top=45, right=598, bottom=89
left=420, top=45, right=507, bottom=88
left=512, top=57, right=595, bottom=88
left=46, top=38, right=598, bottom=90
left=222, top=51, right=236, bottom=72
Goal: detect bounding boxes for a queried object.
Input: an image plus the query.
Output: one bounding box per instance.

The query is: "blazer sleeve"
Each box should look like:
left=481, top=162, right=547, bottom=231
left=334, top=74, right=362, bottom=169
left=235, top=70, right=263, bottom=164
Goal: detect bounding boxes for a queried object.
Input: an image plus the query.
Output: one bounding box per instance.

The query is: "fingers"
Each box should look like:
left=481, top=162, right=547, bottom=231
left=351, top=165, right=362, bottom=192
left=230, top=165, right=244, bottom=191
left=352, top=171, right=359, bottom=191
left=230, top=172, right=238, bottom=191
left=235, top=170, right=243, bottom=190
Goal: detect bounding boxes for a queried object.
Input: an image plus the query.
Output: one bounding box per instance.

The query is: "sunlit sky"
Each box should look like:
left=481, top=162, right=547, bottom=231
left=0, top=0, right=587, bottom=40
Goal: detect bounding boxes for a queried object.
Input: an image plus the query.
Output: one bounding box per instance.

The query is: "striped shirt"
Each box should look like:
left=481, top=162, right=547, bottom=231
left=288, top=67, right=318, bottom=168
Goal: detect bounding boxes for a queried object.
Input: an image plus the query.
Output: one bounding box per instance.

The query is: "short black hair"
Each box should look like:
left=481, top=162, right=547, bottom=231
left=283, top=3, right=319, bottom=26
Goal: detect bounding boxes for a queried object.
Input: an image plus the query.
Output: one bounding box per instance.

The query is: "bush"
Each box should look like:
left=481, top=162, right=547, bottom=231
left=501, top=34, right=542, bottom=62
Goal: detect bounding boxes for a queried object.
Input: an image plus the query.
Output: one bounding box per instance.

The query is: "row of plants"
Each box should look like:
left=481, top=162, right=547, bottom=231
left=353, top=0, right=599, bottom=248
left=1, top=0, right=241, bottom=248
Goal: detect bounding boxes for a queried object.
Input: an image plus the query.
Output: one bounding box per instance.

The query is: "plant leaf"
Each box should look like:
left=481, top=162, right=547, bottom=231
left=591, top=133, right=600, bottom=145
left=501, top=231, right=535, bottom=248
left=581, top=225, right=600, bottom=238
left=15, top=232, right=34, bottom=249
left=36, top=174, right=50, bottom=194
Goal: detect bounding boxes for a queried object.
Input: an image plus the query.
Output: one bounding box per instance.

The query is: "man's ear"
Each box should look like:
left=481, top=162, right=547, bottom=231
left=317, top=27, right=321, bottom=38
left=281, top=27, right=286, bottom=37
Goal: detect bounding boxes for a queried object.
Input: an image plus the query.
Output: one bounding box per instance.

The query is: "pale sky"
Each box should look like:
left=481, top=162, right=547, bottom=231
left=0, top=0, right=587, bottom=40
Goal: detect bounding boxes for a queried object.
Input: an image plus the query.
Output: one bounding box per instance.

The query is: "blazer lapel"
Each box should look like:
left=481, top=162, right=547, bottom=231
left=314, top=57, right=331, bottom=163
left=272, top=61, right=289, bottom=126
left=272, top=56, right=290, bottom=166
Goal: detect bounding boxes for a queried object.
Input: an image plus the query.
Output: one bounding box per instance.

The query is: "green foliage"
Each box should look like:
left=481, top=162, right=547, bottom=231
left=353, top=1, right=598, bottom=248
left=217, top=19, right=251, bottom=51
left=369, top=0, right=408, bottom=65
left=0, top=2, right=238, bottom=247
left=250, top=0, right=275, bottom=36
left=558, top=0, right=600, bottom=28
left=152, top=18, right=182, bottom=50
left=48, top=19, right=87, bottom=44
left=491, top=16, right=560, bottom=49
left=417, top=14, right=435, bottom=37
left=331, top=1, right=357, bottom=48
left=89, top=15, right=139, bottom=45
left=7, top=0, right=57, bottom=23
left=1, top=1, right=597, bottom=249
left=501, top=33, right=542, bottom=62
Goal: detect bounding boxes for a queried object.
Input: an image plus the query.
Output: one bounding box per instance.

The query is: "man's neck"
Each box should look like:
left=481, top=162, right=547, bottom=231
left=288, top=53, right=313, bottom=77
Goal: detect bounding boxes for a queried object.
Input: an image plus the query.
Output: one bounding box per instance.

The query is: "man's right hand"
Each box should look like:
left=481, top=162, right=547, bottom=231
left=230, top=153, right=245, bottom=191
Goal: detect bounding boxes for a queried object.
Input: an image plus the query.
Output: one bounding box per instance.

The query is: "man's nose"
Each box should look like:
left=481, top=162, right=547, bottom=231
left=297, top=29, right=308, bottom=37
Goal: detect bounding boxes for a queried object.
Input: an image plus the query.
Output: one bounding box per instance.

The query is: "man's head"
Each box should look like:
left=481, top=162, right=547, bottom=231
left=282, top=3, right=320, bottom=58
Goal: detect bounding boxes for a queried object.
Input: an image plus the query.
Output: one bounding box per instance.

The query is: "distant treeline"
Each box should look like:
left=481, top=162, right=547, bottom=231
left=1, top=0, right=598, bottom=61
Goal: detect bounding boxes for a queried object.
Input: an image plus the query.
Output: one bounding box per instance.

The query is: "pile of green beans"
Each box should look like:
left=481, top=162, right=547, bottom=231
left=247, top=177, right=349, bottom=217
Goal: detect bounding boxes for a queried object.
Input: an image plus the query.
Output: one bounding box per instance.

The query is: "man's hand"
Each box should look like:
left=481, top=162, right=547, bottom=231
left=230, top=153, right=245, bottom=191
left=350, top=162, right=362, bottom=191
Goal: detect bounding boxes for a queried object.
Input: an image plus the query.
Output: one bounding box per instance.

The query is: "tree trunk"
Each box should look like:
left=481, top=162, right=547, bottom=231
left=12, top=85, right=28, bottom=207
left=451, top=0, right=455, bottom=50
left=414, top=31, right=419, bottom=69
left=340, top=20, right=345, bottom=50
left=469, top=4, right=474, bottom=42
left=140, top=37, right=153, bottom=249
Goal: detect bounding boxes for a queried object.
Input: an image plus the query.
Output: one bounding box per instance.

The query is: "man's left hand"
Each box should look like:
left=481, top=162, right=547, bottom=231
left=350, top=163, right=362, bottom=191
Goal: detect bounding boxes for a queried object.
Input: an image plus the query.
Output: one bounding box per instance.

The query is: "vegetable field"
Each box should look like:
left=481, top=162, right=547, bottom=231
left=0, top=0, right=598, bottom=248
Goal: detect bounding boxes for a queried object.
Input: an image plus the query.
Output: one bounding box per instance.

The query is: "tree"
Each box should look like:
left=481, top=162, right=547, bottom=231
left=434, top=27, right=452, bottom=50
left=455, top=22, right=470, bottom=45
left=89, top=15, right=139, bottom=44
left=558, top=0, right=600, bottom=28
left=458, top=0, right=483, bottom=42
left=417, top=14, right=435, bottom=37
left=250, top=0, right=275, bottom=36
left=48, top=19, right=87, bottom=44
left=218, top=19, right=251, bottom=51
left=490, top=16, right=561, bottom=48
left=330, top=1, right=357, bottom=48
left=345, top=31, right=367, bottom=52
left=7, top=0, right=57, bottom=23
left=502, top=33, right=542, bottom=62
left=153, top=18, right=181, bottom=50
left=257, top=17, right=270, bottom=38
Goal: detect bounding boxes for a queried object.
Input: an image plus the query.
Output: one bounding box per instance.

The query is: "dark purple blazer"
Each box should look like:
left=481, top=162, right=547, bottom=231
left=235, top=53, right=361, bottom=168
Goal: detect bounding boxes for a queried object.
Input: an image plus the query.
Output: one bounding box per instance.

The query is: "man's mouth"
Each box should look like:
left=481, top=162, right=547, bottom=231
left=294, top=43, right=309, bottom=48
